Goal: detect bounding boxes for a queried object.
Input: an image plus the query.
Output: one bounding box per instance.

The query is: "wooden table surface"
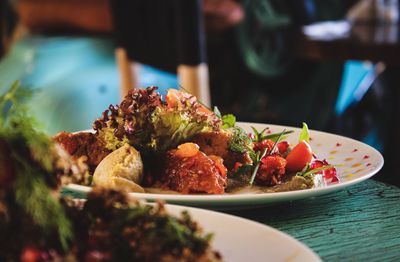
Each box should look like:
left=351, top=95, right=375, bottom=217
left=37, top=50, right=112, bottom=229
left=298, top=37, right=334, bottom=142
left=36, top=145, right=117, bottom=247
left=228, top=179, right=400, bottom=261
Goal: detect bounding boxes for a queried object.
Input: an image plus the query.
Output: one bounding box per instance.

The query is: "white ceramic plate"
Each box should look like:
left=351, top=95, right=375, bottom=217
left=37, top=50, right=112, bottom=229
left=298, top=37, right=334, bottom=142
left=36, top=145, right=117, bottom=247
left=165, top=204, right=321, bottom=262
left=64, top=122, right=384, bottom=209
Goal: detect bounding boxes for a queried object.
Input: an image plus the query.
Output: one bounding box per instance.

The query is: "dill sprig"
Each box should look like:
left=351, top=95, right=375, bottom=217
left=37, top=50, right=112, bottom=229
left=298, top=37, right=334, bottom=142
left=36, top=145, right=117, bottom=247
left=0, top=81, right=72, bottom=249
left=228, top=126, right=253, bottom=154
left=13, top=153, right=72, bottom=249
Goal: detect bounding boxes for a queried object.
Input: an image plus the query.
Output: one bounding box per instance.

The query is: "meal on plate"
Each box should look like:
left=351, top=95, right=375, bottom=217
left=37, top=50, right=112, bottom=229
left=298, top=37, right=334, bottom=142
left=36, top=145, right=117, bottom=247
left=0, top=82, right=221, bottom=261
left=53, top=86, right=338, bottom=194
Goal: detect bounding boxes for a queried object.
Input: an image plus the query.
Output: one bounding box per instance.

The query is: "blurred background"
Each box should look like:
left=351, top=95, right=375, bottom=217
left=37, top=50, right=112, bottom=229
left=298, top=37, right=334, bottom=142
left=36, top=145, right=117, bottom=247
left=1, top=0, right=399, bottom=185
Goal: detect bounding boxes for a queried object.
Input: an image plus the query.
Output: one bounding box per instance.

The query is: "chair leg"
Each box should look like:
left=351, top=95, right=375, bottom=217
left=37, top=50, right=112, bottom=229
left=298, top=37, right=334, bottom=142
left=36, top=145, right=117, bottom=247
left=116, top=47, right=138, bottom=99
left=177, top=63, right=211, bottom=107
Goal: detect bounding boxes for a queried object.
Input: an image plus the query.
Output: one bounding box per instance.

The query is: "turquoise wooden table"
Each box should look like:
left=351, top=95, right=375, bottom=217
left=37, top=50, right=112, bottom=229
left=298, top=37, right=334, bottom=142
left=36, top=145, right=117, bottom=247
left=227, top=179, right=400, bottom=261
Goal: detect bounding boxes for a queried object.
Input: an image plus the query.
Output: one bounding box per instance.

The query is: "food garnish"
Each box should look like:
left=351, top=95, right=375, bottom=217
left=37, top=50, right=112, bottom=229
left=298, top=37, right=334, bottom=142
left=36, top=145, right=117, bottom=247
left=299, top=122, right=310, bottom=143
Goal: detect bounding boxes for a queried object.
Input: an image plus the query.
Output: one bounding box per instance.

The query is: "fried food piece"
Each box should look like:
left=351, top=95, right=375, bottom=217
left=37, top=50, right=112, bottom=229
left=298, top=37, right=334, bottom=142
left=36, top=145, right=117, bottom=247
left=161, top=143, right=227, bottom=194
left=54, top=131, right=111, bottom=172
left=192, top=130, right=252, bottom=170
left=256, top=155, right=287, bottom=186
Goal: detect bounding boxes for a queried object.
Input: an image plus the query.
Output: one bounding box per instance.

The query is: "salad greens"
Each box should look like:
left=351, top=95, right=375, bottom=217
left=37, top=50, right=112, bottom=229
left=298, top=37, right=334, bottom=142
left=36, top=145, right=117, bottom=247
left=221, top=114, right=236, bottom=129
left=94, top=87, right=221, bottom=155
left=94, top=89, right=256, bottom=161
left=151, top=106, right=215, bottom=152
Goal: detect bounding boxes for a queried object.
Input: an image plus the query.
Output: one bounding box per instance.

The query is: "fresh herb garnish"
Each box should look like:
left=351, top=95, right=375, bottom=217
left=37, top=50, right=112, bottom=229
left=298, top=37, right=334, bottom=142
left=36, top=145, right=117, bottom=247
left=13, top=155, right=72, bottom=249
left=213, top=106, right=236, bottom=129
left=299, top=122, right=310, bottom=143
left=268, top=128, right=286, bottom=156
left=221, top=114, right=236, bottom=129
left=248, top=147, right=268, bottom=185
left=0, top=81, right=73, bottom=249
left=228, top=126, right=253, bottom=154
left=296, top=164, right=334, bottom=178
left=263, top=130, right=294, bottom=142
left=250, top=126, right=268, bottom=142
left=250, top=126, right=293, bottom=142
left=214, top=109, right=252, bottom=154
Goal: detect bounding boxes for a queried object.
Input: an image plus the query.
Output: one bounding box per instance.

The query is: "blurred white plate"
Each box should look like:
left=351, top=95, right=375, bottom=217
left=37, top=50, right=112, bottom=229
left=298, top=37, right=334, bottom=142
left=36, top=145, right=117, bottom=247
left=166, top=204, right=321, bottom=262
left=64, top=122, right=384, bottom=209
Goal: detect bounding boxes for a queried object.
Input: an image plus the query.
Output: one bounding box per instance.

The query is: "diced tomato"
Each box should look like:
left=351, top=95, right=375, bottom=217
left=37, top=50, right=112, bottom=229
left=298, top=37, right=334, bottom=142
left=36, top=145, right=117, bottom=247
left=253, top=139, right=274, bottom=153
left=276, top=141, right=289, bottom=154
left=285, top=141, right=313, bottom=172
left=233, top=162, right=243, bottom=173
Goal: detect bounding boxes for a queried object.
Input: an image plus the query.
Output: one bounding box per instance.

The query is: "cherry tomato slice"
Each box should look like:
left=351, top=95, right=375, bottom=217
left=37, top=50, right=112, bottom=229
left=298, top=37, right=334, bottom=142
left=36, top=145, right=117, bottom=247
left=285, top=141, right=313, bottom=172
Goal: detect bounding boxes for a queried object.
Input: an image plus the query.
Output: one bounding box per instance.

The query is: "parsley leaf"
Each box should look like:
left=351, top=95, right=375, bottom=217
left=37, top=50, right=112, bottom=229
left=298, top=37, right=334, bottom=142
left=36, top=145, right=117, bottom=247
left=222, top=114, right=236, bottom=129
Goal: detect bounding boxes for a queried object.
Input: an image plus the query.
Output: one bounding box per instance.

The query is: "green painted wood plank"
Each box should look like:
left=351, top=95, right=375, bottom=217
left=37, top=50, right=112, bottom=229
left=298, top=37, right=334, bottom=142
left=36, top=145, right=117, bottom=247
left=228, top=180, right=400, bottom=261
